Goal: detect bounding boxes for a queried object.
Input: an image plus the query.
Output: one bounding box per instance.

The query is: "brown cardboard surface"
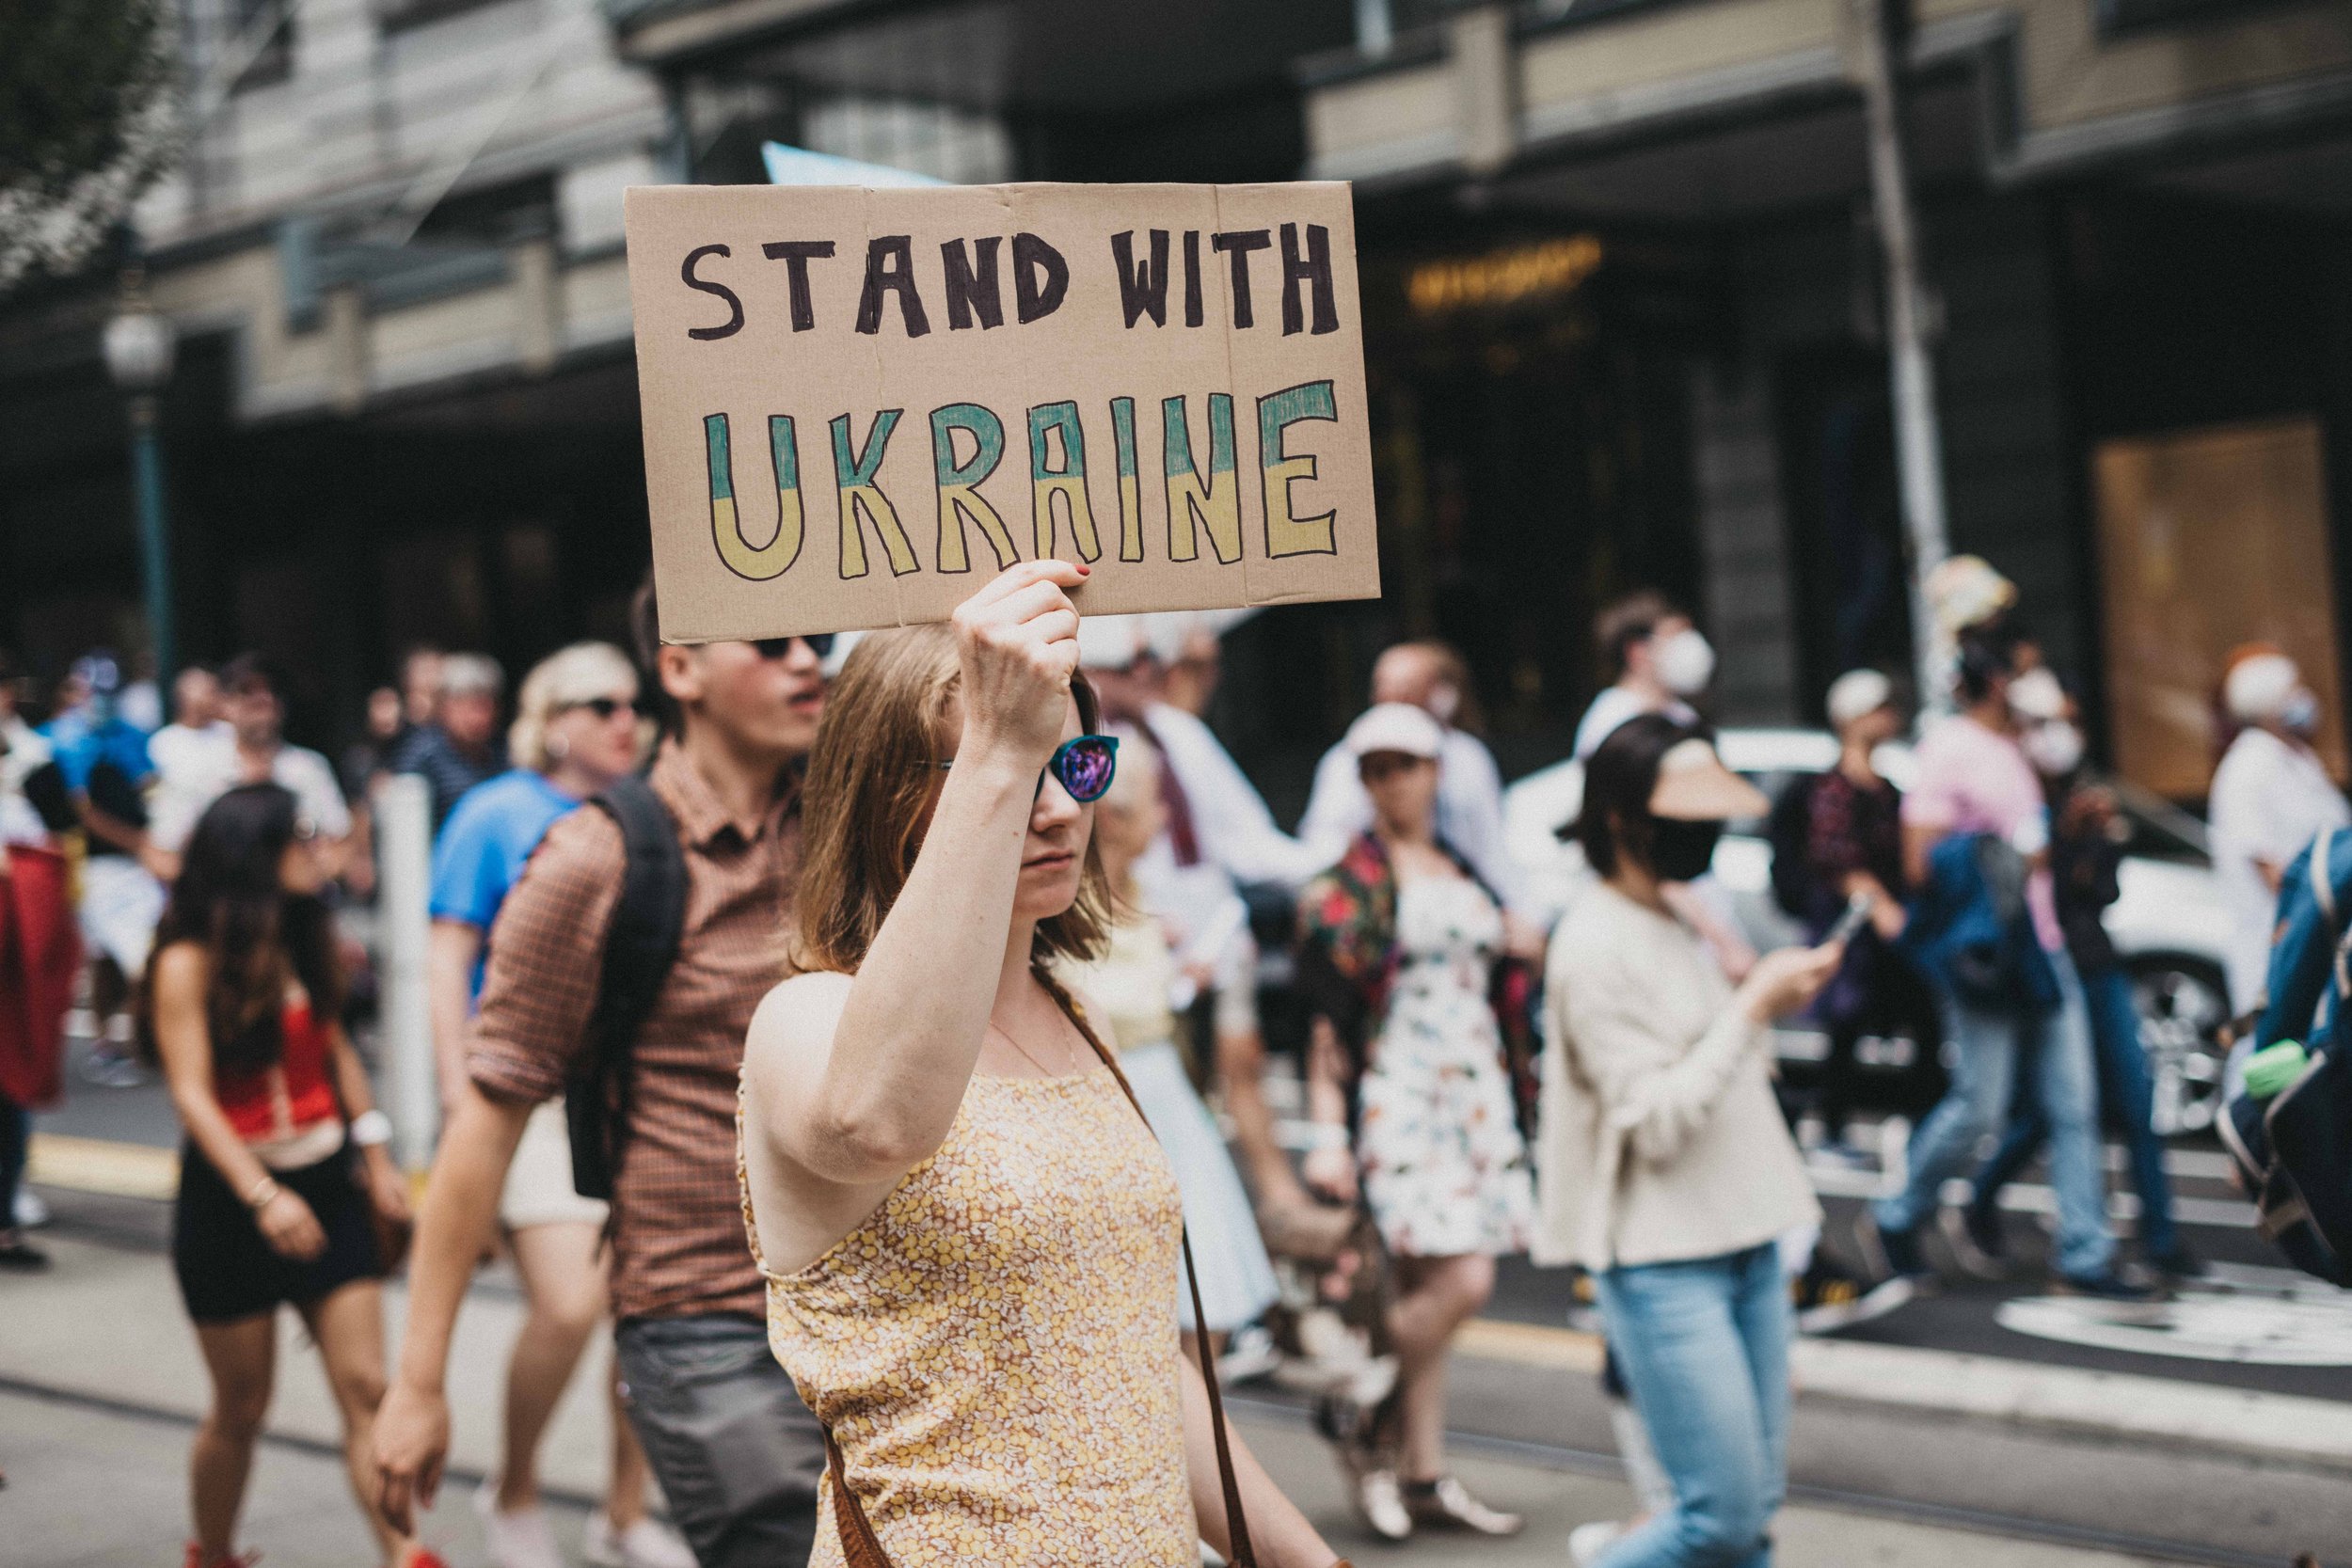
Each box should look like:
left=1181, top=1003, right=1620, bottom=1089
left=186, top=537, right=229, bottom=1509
left=623, top=182, right=1380, bottom=641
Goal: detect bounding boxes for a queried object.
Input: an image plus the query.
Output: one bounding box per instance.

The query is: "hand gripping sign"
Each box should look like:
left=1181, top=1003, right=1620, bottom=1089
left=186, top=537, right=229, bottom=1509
left=623, top=182, right=1381, bottom=641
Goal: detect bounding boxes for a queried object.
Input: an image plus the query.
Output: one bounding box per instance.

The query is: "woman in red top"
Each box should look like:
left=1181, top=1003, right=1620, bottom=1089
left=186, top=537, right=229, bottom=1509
left=144, top=784, right=439, bottom=1568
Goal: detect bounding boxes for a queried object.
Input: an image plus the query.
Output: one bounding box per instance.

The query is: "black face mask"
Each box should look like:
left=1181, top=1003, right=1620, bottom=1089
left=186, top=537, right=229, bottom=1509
left=1645, top=816, right=1724, bottom=882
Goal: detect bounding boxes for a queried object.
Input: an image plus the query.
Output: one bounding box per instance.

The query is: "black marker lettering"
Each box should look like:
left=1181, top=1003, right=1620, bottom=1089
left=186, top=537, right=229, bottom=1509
left=681, top=245, right=744, bottom=341
left=759, top=240, right=836, bottom=332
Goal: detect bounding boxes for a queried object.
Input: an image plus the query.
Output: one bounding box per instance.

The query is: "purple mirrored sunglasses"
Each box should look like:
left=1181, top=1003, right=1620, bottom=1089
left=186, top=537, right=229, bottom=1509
left=929, top=734, right=1120, bottom=803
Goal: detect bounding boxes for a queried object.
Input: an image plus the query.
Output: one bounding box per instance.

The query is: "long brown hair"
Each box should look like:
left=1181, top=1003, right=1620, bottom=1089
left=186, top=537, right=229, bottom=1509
left=792, top=623, right=1110, bottom=974
left=138, top=783, right=342, bottom=1073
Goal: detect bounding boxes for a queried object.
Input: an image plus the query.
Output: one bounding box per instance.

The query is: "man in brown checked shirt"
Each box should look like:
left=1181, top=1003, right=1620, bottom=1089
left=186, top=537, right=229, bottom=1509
left=375, top=585, right=830, bottom=1567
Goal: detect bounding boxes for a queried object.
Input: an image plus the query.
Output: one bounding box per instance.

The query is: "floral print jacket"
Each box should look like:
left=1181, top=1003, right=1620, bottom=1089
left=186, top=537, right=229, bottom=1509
left=1295, top=832, right=1540, bottom=1134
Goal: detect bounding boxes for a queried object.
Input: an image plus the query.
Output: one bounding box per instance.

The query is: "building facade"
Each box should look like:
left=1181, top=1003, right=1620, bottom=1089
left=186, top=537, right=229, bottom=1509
left=6, top=0, right=2349, bottom=806
left=1305, top=0, right=2352, bottom=794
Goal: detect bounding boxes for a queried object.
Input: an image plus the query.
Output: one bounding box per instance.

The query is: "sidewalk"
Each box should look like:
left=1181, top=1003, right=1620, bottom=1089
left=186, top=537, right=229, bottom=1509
left=0, top=1233, right=2201, bottom=1567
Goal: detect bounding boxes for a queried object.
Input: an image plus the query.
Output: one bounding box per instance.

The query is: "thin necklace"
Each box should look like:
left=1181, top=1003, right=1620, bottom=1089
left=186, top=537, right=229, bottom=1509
left=987, top=1016, right=1079, bottom=1078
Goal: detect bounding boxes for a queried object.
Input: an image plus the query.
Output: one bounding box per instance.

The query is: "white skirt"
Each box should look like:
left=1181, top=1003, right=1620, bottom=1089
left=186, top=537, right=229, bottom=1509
left=1121, top=1040, right=1280, bottom=1334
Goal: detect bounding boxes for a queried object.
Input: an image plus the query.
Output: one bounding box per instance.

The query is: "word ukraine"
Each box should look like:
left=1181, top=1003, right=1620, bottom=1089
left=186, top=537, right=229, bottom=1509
left=701, top=384, right=1341, bottom=583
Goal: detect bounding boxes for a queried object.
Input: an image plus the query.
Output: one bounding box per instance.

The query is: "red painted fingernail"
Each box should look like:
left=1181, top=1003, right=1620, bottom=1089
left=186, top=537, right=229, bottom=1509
left=1076, top=563, right=1091, bottom=576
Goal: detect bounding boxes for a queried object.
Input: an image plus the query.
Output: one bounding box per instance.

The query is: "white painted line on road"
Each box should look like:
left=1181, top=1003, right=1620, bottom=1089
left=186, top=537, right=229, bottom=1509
left=1790, top=1337, right=2352, bottom=1475
left=1453, top=1314, right=2352, bottom=1471
left=1802, top=1158, right=2256, bottom=1229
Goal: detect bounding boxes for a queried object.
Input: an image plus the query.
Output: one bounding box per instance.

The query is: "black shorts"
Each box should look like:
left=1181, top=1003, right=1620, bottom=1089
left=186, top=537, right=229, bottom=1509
left=172, top=1138, right=383, bottom=1324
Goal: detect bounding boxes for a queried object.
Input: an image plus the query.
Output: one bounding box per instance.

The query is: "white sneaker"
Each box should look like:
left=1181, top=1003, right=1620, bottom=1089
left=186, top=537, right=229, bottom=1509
left=582, top=1511, right=696, bottom=1568
left=1353, top=1468, right=1413, bottom=1542
left=474, top=1481, right=565, bottom=1568
left=1569, top=1519, right=1628, bottom=1565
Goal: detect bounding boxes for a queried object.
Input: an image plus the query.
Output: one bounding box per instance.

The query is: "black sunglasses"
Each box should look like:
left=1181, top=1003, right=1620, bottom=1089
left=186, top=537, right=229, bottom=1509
left=930, top=734, right=1120, bottom=803
left=564, top=696, right=638, bottom=721
left=751, top=634, right=836, bottom=660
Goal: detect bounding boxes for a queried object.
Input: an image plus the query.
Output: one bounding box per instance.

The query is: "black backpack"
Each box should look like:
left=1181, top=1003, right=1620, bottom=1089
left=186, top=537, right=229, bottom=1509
left=2217, top=828, right=2352, bottom=1287
left=564, top=773, right=688, bottom=1202
left=1767, top=771, right=1825, bottom=921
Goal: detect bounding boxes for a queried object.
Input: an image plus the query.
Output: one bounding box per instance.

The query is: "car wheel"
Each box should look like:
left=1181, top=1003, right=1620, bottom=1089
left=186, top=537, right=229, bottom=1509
left=2128, top=958, right=2230, bottom=1137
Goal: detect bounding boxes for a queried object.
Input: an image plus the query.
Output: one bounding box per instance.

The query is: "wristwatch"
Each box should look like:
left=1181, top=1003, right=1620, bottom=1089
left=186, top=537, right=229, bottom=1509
left=349, top=1109, right=394, bottom=1148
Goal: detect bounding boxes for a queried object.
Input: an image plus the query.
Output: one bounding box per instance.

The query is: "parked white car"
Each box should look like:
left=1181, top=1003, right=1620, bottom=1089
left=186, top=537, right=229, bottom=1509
left=1502, top=727, right=2233, bottom=1135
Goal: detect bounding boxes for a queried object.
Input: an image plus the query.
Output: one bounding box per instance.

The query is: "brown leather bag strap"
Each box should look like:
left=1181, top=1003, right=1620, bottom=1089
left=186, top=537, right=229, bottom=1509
left=1035, top=963, right=1258, bottom=1568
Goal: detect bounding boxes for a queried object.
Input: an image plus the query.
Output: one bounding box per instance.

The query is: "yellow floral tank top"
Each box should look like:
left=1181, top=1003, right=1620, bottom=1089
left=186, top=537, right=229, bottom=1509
left=740, top=1065, right=1195, bottom=1567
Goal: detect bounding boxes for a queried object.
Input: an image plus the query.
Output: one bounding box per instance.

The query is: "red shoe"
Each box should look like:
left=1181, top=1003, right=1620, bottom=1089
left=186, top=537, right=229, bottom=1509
left=183, top=1545, right=260, bottom=1568
left=399, top=1549, right=451, bottom=1568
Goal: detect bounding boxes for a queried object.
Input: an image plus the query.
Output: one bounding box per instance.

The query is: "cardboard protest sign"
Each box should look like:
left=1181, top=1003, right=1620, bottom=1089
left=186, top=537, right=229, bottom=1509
left=623, top=182, right=1380, bottom=642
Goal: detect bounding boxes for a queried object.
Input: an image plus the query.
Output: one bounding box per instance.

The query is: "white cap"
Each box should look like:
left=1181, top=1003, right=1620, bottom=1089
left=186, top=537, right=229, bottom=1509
left=2226, top=653, right=2300, bottom=722
left=1075, top=615, right=1150, bottom=672
left=1825, top=669, right=1895, bottom=730
left=1344, top=702, right=1443, bottom=761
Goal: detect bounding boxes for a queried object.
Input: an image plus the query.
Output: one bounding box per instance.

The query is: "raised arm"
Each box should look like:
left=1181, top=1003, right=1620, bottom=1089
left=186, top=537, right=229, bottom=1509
left=744, top=562, right=1086, bottom=1266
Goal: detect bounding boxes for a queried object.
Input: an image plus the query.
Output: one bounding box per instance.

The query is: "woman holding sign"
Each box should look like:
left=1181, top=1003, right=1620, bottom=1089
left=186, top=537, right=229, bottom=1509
left=738, top=561, right=1345, bottom=1568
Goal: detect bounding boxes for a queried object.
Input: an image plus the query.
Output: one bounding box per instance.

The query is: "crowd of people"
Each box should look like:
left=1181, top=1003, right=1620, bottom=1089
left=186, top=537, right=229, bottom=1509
left=1, top=542, right=2344, bottom=1568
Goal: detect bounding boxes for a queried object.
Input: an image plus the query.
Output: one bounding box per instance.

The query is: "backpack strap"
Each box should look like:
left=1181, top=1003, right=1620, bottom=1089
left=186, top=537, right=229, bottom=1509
left=572, top=772, right=688, bottom=1200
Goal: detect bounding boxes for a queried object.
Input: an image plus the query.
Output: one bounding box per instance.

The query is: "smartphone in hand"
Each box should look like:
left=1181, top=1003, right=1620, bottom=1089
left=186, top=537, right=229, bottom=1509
left=1822, top=892, right=1873, bottom=948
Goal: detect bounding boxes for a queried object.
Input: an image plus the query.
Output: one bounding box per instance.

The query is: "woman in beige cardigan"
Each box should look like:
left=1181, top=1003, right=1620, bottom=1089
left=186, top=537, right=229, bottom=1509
left=1535, top=716, right=1840, bottom=1568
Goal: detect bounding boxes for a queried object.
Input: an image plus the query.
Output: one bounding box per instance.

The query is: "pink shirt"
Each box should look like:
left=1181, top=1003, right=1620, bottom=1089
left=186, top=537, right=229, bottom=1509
left=1901, top=715, right=2062, bottom=953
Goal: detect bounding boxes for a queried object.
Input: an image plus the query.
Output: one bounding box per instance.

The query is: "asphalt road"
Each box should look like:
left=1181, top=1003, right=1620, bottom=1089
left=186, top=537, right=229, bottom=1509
left=24, top=1036, right=2352, bottom=1565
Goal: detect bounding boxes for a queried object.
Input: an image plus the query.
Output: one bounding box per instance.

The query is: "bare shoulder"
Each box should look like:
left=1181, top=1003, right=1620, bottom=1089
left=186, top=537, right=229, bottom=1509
left=744, top=971, right=854, bottom=1080
left=151, top=939, right=209, bottom=999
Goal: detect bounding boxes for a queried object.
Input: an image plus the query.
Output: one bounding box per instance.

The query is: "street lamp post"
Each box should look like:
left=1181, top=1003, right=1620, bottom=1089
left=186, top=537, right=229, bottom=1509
left=103, top=269, right=180, bottom=686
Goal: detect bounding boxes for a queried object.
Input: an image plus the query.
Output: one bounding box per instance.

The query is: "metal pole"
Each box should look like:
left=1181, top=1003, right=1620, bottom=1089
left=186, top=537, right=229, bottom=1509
left=128, top=394, right=176, bottom=684
left=375, top=773, right=438, bottom=1171
left=1852, top=0, right=1951, bottom=705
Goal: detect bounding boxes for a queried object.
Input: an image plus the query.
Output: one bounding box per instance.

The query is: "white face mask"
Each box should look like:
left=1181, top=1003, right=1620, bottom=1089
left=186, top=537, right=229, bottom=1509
left=2282, top=688, right=2322, bottom=738
left=2022, top=720, right=2085, bottom=778
left=1654, top=628, right=1716, bottom=697
left=2006, top=666, right=2066, bottom=722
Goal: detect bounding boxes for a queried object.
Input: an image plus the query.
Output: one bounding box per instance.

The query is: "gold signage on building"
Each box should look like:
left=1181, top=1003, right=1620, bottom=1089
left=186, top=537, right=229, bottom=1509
left=1406, top=234, right=1604, bottom=315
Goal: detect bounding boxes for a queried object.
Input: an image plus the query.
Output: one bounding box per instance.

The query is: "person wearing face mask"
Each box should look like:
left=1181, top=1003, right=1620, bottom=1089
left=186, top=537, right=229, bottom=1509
left=2209, top=647, right=2350, bottom=1015
left=1572, top=594, right=1713, bottom=762
left=1300, top=640, right=1524, bottom=924
left=1855, top=624, right=2146, bottom=1302
left=1573, top=594, right=1755, bottom=982
left=1538, top=715, right=1842, bottom=1568
left=1794, top=671, right=1920, bottom=1163
left=1953, top=698, right=2198, bottom=1281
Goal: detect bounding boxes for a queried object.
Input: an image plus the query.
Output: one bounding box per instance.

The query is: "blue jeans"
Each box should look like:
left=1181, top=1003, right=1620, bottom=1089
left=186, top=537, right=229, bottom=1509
left=613, top=1314, right=824, bottom=1568
left=1591, top=1243, right=1789, bottom=1568
left=1969, top=963, right=2178, bottom=1259
left=1875, top=948, right=2115, bottom=1279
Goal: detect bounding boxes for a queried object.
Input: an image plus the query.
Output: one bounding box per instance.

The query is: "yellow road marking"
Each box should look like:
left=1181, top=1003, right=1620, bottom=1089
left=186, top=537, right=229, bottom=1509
left=1455, top=1316, right=1604, bottom=1372
left=26, top=1133, right=179, bottom=1201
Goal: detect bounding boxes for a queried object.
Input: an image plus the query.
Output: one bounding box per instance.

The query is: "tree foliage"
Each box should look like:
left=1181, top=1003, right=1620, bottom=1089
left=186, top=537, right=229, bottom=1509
left=0, top=0, right=175, bottom=292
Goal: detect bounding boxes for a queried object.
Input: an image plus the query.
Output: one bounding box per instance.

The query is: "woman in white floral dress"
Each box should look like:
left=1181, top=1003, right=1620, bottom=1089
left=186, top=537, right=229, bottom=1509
left=1296, top=703, right=1534, bottom=1544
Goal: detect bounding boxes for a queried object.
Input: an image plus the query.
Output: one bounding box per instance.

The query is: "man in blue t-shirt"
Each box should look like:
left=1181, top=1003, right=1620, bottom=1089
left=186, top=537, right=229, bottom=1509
left=431, top=768, right=578, bottom=1002
left=43, top=653, right=162, bottom=1085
